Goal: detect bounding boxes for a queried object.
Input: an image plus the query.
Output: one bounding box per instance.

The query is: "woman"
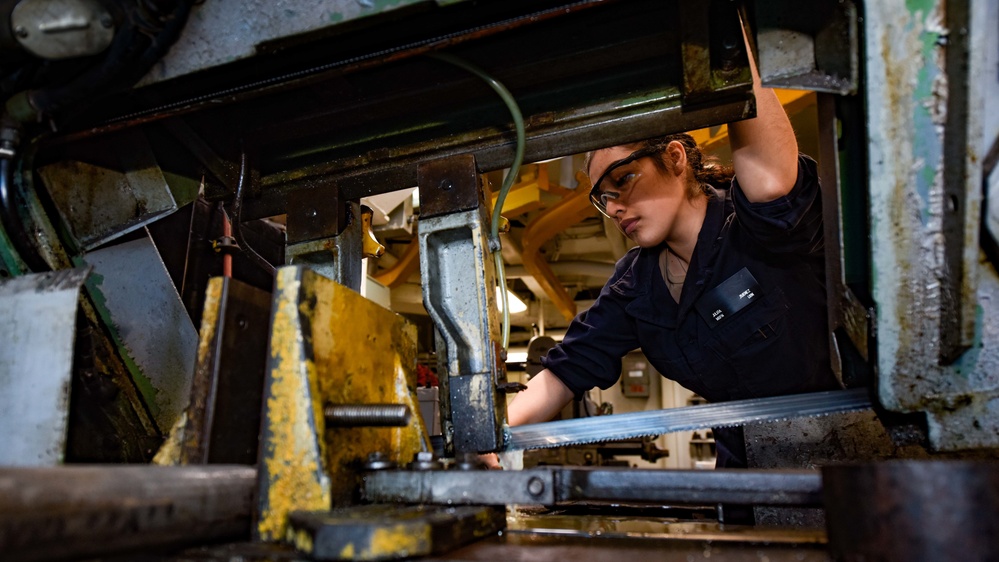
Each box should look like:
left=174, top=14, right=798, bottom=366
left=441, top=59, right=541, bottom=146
left=498, top=59, right=839, bottom=469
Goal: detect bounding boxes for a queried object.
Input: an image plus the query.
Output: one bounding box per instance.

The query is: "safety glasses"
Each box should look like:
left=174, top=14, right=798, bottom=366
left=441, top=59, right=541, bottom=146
left=588, top=145, right=665, bottom=217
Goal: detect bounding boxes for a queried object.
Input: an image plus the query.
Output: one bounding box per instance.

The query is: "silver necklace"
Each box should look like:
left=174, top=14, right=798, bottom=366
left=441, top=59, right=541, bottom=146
left=664, top=246, right=688, bottom=286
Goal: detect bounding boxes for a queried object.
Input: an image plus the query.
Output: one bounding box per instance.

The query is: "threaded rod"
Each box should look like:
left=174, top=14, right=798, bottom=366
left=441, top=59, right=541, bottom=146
left=324, top=404, right=411, bottom=427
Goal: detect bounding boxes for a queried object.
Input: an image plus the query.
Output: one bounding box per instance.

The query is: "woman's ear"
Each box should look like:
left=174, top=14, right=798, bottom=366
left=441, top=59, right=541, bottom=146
left=666, top=140, right=687, bottom=176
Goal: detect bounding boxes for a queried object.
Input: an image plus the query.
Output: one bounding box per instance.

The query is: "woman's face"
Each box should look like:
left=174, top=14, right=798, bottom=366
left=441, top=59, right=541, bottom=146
left=588, top=145, right=687, bottom=248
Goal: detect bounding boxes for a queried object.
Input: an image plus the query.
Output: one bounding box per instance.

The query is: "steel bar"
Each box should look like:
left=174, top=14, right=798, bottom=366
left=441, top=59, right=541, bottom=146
left=937, top=0, right=976, bottom=363
left=557, top=468, right=823, bottom=507
left=0, top=465, right=257, bottom=561
left=363, top=467, right=823, bottom=508
left=246, top=99, right=751, bottom=222
left=363, top=468, right=556, bottom=506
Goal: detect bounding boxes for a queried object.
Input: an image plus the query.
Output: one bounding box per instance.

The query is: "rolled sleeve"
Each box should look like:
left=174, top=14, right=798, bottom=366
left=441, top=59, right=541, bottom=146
left=731, top=154, right=824, bottom=255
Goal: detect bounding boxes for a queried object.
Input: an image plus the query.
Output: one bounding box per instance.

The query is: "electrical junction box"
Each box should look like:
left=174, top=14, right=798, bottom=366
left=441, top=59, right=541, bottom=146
left=621, top=356, right=651, bottom=398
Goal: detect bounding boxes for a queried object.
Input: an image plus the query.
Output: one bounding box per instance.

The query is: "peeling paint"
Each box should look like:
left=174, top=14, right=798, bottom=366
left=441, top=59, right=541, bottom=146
left=151, top=411, right=187, bottom=465
left=868, top=0, right=999, bottom=449
left=314, top=271, right=427, bottom=505
left=194, top=279, right=221, bottom=368
left=81, top=270, right=159, bottom=418
left=258, top=269, right=331, bottom=541
left=364, top=524, right=427, bottom=558
left=257, top=266, right=428, bottom=540
left=288, top=526, right=314, bottom=553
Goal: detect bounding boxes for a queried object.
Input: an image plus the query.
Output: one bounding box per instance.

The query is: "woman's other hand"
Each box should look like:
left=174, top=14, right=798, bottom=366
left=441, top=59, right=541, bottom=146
left=480, top=453, right=502, bottom=469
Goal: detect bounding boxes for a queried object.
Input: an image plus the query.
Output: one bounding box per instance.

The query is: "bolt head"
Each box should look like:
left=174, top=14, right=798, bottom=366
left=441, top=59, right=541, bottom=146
left=527, top=476, right=545, bottom=497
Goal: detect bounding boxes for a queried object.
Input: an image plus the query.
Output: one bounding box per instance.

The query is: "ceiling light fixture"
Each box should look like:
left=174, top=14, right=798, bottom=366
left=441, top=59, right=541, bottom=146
left=496, top=287, right=527, bottom=314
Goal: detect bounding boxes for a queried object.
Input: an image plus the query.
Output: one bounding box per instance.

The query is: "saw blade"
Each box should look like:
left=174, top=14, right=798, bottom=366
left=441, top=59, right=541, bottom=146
left=504, top=387, right=872, bottom=450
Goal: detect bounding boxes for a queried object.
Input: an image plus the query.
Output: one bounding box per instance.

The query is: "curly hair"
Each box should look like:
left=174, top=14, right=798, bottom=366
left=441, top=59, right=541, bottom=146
left=585, top=133, right=734, bottom=199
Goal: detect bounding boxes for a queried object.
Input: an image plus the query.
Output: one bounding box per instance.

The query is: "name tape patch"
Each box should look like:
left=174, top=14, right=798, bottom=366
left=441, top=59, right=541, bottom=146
left=694, top=267, right=762, bottom=327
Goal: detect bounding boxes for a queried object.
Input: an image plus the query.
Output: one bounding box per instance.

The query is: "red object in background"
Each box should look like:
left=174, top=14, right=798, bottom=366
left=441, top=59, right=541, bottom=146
left=417, top=364, right=439, bottom=387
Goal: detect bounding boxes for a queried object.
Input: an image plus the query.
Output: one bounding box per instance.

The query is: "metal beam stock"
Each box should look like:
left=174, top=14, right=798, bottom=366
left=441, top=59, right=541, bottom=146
left=363, top=467, right=823, bottom=508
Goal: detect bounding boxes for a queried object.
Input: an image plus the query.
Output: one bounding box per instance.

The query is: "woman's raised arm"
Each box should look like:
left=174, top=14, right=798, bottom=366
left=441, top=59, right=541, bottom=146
left=727, top=29, right=799, bottom=203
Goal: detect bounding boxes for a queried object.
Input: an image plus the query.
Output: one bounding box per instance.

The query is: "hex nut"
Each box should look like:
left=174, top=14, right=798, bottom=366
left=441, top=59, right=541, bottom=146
left=408, top=451, right=442, bottom=471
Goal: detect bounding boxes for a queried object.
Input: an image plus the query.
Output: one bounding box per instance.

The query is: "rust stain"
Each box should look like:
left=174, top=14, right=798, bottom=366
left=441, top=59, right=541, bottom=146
left=874, top=6, right=934, bottom=389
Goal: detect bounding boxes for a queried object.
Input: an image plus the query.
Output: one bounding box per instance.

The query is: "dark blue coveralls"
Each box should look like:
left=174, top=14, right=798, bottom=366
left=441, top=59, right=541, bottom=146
left=541, top=155, right=839, bottom=468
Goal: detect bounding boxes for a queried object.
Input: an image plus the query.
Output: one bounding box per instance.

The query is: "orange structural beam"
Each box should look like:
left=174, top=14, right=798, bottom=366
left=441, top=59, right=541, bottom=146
left=521, top=172, right=596, bottom=322
left=372, top=239, right=420, bottom=289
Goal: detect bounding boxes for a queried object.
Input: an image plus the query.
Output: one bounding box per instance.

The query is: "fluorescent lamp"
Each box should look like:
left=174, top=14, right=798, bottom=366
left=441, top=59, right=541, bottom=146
left=496, top=287, right=527, bottom=314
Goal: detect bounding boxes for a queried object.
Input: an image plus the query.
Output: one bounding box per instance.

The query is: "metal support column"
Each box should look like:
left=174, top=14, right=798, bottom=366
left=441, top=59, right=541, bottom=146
left=417, top=154, right=506, bottom=455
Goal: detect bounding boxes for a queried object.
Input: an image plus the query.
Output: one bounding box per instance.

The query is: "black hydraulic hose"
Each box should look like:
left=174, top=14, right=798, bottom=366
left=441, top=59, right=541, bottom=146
left=0, top=144, right=49, bottom=272
left=116, top=0, right=192, bottom=90
left=28, top=17, right=150, bottom=118
left=28, top=0, right=192, bottom=120
left=231, top=148, right=275, bottom=276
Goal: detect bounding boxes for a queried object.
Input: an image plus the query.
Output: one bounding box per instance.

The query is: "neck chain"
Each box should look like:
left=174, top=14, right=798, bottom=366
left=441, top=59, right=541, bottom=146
left=664, top=246, right=688, bottom=286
